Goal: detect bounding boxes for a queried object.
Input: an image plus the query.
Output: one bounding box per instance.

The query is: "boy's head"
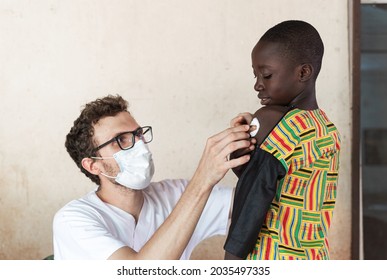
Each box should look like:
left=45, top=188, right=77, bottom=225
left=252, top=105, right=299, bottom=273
left=257, top=20, right=324, bottom=79
left=251, top=20, right=324, bottom=107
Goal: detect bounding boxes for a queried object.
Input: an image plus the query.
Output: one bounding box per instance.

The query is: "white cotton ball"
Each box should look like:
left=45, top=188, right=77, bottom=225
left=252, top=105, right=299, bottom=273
left=250, top=117, right=260, bottom=137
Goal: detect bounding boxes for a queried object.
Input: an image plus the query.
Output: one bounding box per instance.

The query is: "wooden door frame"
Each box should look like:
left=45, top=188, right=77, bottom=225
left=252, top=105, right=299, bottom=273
left=350, top=0, right=361, bottom=260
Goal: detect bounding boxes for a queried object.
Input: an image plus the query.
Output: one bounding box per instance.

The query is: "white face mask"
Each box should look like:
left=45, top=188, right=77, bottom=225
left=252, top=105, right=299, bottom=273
left=99, top=140, right=155, bottom=190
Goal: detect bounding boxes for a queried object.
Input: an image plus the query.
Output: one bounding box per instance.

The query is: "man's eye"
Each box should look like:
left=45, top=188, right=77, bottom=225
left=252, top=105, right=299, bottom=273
left=117, top=135, right=129, bottom=145
left=137, top=128, right=144, bottom=137
left=263, top=74, right=272, bottom=79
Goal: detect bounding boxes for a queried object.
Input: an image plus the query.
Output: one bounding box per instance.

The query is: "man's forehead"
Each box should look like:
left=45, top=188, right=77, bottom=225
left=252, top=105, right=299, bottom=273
left=93, top=111, right=138, bottom=141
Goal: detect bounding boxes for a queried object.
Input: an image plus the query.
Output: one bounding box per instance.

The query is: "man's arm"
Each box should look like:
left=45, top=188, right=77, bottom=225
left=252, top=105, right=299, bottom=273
left=108, top=124, right=254, bottom=260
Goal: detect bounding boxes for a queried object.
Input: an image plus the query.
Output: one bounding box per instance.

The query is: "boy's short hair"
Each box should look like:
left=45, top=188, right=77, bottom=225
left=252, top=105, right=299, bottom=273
left=65, top=95, right=128, bottom=185
left=259, top=20, right=324, bottom=78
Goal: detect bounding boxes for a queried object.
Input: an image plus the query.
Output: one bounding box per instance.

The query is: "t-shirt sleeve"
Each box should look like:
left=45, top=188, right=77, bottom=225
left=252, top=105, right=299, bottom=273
left=223, top=148, right=286, bottom=259
left=260, top=113, right=301, bottom=173
left=199, top=185, right=233, bottom=236
left=182, top=184, right=233, bottom=259
left=53, top=206, right=126, bottom=260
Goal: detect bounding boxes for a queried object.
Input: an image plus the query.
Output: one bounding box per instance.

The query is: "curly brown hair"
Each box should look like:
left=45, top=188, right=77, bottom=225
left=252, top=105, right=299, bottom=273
left=65, top=95, right=128, bottom=185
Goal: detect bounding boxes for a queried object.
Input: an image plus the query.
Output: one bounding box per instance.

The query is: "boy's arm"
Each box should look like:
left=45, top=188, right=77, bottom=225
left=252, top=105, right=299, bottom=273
left=229, top=106, right=289, bottom=178
left=224, top=148, right=286, bottom=259
left=252, top=105, right=290, bottom=146
left=224, top=106, right=290, bottom=259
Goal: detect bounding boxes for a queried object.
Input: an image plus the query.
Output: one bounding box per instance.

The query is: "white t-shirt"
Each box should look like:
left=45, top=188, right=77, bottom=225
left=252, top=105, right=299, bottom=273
left=53, top=179, right=232, bottom=260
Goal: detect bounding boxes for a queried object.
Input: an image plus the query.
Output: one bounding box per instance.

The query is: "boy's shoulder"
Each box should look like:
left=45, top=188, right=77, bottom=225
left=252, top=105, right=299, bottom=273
left=252, top=105, right=290, bottom=145
left=253, top=105, right=289, bottom=121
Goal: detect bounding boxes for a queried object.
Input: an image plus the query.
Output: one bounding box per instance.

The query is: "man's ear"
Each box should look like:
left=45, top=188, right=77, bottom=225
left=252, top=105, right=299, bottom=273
left=81, top=157, right=100, bottom=176
left=298, top=63, right=313, bottom=82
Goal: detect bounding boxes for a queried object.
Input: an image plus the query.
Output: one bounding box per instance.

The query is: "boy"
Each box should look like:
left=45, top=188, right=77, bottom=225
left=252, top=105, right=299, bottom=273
left=224, top=20, right=341, bottom=260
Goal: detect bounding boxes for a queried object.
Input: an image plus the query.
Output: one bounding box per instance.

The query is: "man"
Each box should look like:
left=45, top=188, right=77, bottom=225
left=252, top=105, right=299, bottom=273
left=53, top=94, right=254, bottom=260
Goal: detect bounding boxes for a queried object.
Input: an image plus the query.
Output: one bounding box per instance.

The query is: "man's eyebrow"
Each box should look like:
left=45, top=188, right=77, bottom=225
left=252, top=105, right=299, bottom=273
left=100, top=126, right=141, bottom=144
left=111, top=128, right=139, bottom=139
left=99, top=132, right=122, bottom=145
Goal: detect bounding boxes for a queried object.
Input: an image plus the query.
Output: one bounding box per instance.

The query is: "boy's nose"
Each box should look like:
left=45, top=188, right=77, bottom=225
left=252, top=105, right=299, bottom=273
left=254, top=78, right=264, bottom=92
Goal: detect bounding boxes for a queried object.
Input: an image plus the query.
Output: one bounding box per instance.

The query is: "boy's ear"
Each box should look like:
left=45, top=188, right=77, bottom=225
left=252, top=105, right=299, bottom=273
left=81, top=157, right=100, bottom=176
left=298, top=63, right=313, bottom=82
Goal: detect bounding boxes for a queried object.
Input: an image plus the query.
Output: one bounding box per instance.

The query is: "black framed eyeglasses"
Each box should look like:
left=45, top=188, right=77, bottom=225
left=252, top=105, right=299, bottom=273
left=92, top=126, right=153, bottom=154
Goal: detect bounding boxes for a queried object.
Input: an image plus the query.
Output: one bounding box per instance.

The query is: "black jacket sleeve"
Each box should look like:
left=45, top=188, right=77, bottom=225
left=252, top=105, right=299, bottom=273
left=224, top=148, right=286, bottom=259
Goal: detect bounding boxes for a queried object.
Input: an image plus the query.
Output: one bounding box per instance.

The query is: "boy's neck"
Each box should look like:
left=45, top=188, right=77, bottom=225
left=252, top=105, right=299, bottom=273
left=289, top=84, right=318, bottom=110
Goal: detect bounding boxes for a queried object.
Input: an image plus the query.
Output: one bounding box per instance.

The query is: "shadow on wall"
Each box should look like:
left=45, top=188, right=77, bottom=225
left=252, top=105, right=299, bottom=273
left=190, top=235, right=226, bottom=260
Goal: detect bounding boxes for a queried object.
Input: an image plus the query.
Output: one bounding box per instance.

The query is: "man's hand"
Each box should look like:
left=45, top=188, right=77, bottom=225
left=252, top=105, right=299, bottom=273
left=230, top=112, right=253, bottom=127
left=191, top=124, right=255, bottom=190
left=229, top=113, right=256, bottom=178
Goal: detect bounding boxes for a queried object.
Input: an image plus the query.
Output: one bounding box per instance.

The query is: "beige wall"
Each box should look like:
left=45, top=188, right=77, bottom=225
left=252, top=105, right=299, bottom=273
left=0, top=0, right=352, bottom=259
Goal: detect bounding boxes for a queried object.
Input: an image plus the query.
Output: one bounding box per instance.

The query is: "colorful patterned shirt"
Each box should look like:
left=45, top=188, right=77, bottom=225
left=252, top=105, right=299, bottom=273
left=224, top=108, right=340, bottom=260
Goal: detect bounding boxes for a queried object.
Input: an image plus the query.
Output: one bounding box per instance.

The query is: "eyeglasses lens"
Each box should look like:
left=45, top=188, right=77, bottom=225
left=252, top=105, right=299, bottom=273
left=141, top=127, right=153, bottom=143
left=117, top=133, right=135, bottom=150
left=118, top=127, right=153, bottom=150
